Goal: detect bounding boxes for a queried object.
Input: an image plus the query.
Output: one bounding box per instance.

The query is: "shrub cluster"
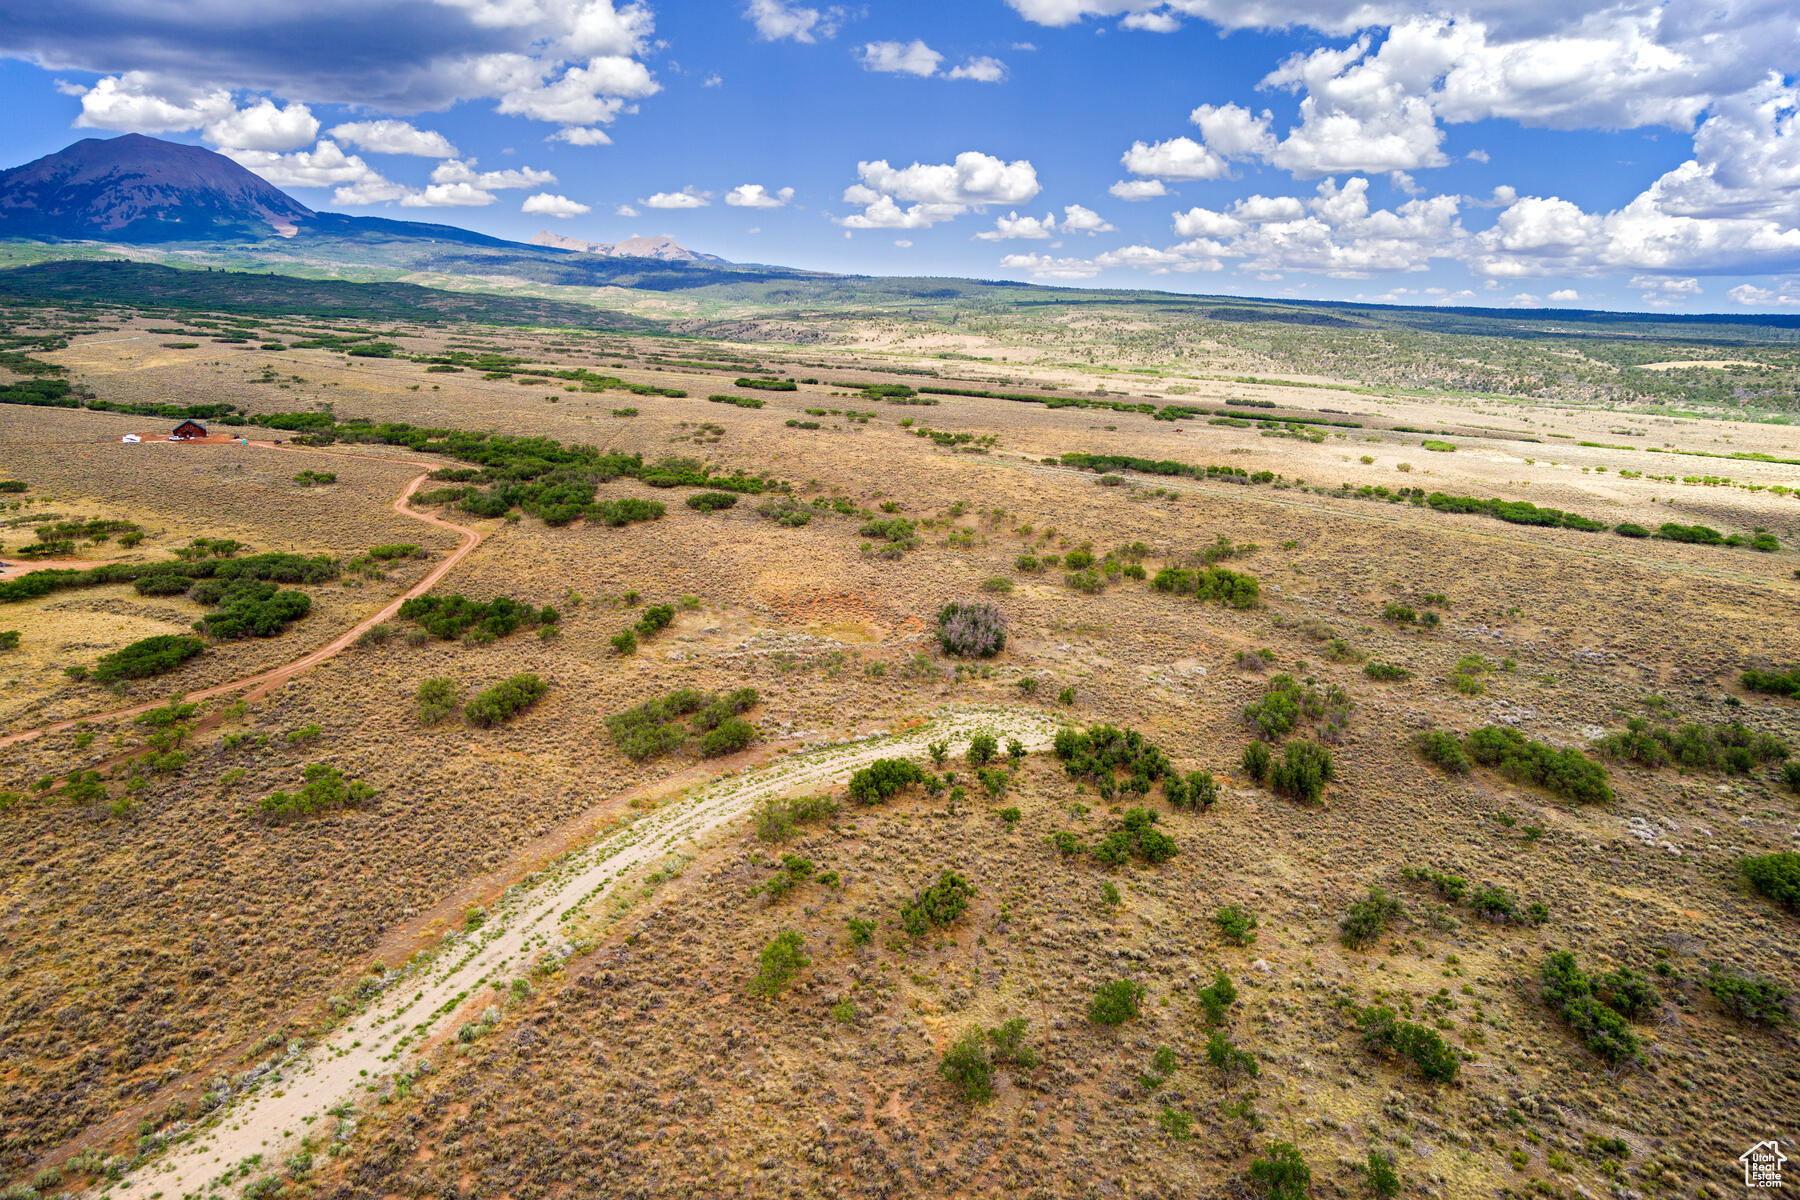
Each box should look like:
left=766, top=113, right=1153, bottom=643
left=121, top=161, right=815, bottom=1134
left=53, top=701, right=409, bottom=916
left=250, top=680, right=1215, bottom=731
left=91, top=634, right=205, bottom=683
left=1595, top=716, right=1788, bottom=773
left=1705, top=966, right=1791, bottom=1024
left=1088, top=978, right=1146, bottom=1026
left=1150, top=564, right=1260, bottom=608
left=1340, top=885, right=1404, bottom=948
left=685, top=491, right=739, bottom=512
left=1093, top=807, right=1179, bottom=865
left=1267, top=740, right=1335, bottom=804
left=1163, top=768, right=1218, bottom=809
left=938, top=1018, right=1040, bottom=1103
left=1541, top=951, right=1648, bottom=1064
left=607, top=687, right=759, bottom=761
left=464, top=673, right=548, bottom=727
left=1741, top=852, right=1800, bottom=914
left=751, top=930, right=808, bottom=996
left=195, top=580, right=312, bottom=639
left=257, top=764, right=376, bottom=824
left=936, top=600, right=1007, bottom=657
left=848, top=757, right=929, bottom=804
left=756, top=794, right=840, bottom=842
left=1053, top=723, right=1172, bottom=799
left=900, top=870, right=974, bottom=935
left=1243, top=673, right=1353, bottom=742
left=1468, top=726, right=1612, bottom=803
left=1357, top=1005, right=1460, bottom=1082
left=1741, top=665, right=1800, bottom=698
left=398, top=594, right=556, bottom=642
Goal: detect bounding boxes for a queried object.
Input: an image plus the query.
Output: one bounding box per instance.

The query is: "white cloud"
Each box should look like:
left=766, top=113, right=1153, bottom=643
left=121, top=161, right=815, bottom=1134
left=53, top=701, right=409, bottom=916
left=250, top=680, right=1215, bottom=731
left=72, top=72, right=234, bottom=133
left=976, top=211, right=1057, bottom=240
left=401, top=181, right=497, bottom=207
left=1547, top=288, right=1581, bottom=302
left=204, top=99, right=319, bottom=151
left=858, top=40, right=943, bottom=77
left=725, top=183, right=795, bottom=208
left=1729, top=282, right=1800, bottom=306
left=333, top=178, right=411, bottom=206
left=522, top=192, right=592, bottom=217
left=1109, top=178, right=1169, bottom=200
left=839, top=152, right=1039, bottom=229
left=1000, top=252, right=1103, bottom=280
left=643, top=187, right=710, bottom=209
left=1120, top=136, right=1228, bottom=181
left=1189, top=103, right=1275, bottom=160
left=495, top=54, right=659, bottom=125
left=615, top=202, right=639, bottom=217
left=894, top=238, right=913, bottom=247
left=430, top=158, right=556, bottom=189
left=328, top=119, right=458, bottom=157
left=947, top=56, right=1008, bottom=83
left=552, top=126, right=613, bottom=145
left=225, top=140, right=384, bottom=190
left=1120, top=10, right=1181, bottom=32
left=1172, top=206, right=1245, bottom=238
left=745, top=0, right=841, bottom=43
left=1061, top=204, right=1115, bottom=233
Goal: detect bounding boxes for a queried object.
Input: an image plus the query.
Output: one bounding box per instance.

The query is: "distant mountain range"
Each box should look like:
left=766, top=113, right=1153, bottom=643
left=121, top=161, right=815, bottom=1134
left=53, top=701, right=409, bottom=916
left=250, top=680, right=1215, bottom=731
left=528, top=230, right=726, bottom=263
left=0, top=134, right=725, bottom=264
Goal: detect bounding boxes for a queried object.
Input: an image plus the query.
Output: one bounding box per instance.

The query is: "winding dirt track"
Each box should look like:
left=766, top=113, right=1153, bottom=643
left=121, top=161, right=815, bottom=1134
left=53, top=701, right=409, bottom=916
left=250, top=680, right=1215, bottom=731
left=107, top=706, right=1064, bottom=1200
left=0, top=462, right=482, bottom=749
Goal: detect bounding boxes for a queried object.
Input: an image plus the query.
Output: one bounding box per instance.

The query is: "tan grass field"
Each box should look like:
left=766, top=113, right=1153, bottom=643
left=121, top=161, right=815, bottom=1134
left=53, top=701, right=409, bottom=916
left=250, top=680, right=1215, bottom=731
left=0, top=309, right=1796, bottom=1200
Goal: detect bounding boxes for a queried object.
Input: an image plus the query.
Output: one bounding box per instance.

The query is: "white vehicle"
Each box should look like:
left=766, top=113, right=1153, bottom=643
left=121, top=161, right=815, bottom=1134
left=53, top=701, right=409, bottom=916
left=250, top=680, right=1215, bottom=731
left=121, top=434, right=141, bottom=443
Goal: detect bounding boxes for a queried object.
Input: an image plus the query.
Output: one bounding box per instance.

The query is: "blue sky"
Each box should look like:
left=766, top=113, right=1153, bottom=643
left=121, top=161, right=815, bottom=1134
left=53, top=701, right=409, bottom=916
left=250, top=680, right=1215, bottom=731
left=1, top=0, right=1798, bottom=312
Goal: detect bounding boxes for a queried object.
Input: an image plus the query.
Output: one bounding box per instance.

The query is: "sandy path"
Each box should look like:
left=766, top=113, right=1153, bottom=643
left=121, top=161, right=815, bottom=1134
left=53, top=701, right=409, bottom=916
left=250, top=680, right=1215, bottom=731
left=0, top=463, right=481, bottom=748
left=109, top=705, right=1063, bottom=1199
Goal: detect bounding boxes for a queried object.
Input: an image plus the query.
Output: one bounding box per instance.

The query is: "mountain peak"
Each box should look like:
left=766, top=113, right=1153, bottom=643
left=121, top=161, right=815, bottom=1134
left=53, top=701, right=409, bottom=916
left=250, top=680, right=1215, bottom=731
left=528, top=229, right=726, bottom=263
left=0, top=133, right=314, bottom=242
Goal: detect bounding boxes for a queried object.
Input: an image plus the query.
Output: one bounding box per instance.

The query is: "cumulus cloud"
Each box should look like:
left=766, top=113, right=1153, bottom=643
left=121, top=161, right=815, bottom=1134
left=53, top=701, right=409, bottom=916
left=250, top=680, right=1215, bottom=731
left=431, top=158, right=556, bottom=190
left=72, top=72, right=233, bottom=133
left=947, top=56, right=1008, bottom=82
left=745, top=0, right=842, bottom=43
left=224, top=140, right=384, bottom=190
left=402, top=181, right=497, bottom=206
left=1109, top=178, right=1169, bottom=200
left=1120, top=136, right=1228, bottom=181
left=552, top=126, right=613, bottom=145
left=839, top=151, right=1041, bottom=229
left=328, top=119, right=458, bottom=157
left=614, top=202, right=639, bottom=217
left=643, top=187, right=711, bottom=209
left=857, top=40, right=944, bottom=77
left=724, top=183, right=795, bottom=208
left=204, top=99, right=319, bottom=151
left=1000, top=252, right=1103, bottom=280
left=1729, top=282, right=1800, bottom=306
left=975, top=211, right=1058, bottom=240
left=522, top=192, right=591, bottom=217
left=1061, top=204, right=1115, bottom=233
left=1547, top=289, right=1581, bottom=302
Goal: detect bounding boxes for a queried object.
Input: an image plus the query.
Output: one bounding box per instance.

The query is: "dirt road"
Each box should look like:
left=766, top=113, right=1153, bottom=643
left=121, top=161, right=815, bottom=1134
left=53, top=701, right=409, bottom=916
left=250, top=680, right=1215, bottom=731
left=0, top=467, right=482, bottom=749
left=105, top=705, right=1063, bottom=1199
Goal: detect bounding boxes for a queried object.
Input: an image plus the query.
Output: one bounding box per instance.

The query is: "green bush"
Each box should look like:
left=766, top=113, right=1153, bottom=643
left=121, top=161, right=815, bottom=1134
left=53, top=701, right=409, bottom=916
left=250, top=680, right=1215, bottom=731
left=1216, top=904, right=1258, bottom=946
left=1357, top=1005, right=1460, bottom=1082
left=1415, top=730, right=1471, bottom=773
left=416, top=677, right=461, bottom=725
left=0, top=630, right=19, bottom=651
left=1741, top=665, right=1800, bottom=698
left=464, top=673, right=548, bottom=726
left=257, top=764, right=376, bottom=823
left=398, top=594, right=551, bottom=641
left=1197, top=969, right=1238, bottom=1025
left=1053, top=723, right=1172, bottom=798
left=92, top=634, right=205, bottom=682
left=1541, top=951, right=1644, bottom=1064
left=132, top=574, right=191, bottom=596
left=1088, top=978, right=1146, bottom=1026
left=1705, top=966, right=1790, bottom=1024
left=594, top=496, right=666, bottom=526
left=1268, top=740, right=1334, bottom=804
left=848, top=757, right=928, bottom=804
left=1467, top=725, right=1612, bottom=803
left=751, top=930, right=808, bottom=996
left=1164, top=768, right=1217, bottom=809
left=686, top=491, right=739, bottom=512
left=900, top=870, right=974, bottom=935
left=1340, top=885, right=1403, bottom=948
left=1614, top=522, right=1650, bottom=538
left=938, top=1028, right=994, bottom=1102
left=195, top=580, right=312, bottom=639
left=1365, top=1150, right=1400, bottom=1198
left=1741, top=852, right=1800, bottom=913
left=1093, top=806, right=1179, bottom=865
left=1241, top=740, right=1271, bottom=781
left=699, top=716, right=757, bottom=756
left=1248, top=1142, right=1310, bottom=1200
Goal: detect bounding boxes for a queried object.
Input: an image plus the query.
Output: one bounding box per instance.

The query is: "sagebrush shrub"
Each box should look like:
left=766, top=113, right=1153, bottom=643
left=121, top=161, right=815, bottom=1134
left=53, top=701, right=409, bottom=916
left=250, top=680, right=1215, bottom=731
left=937, top=600, right=1007, bottom=657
